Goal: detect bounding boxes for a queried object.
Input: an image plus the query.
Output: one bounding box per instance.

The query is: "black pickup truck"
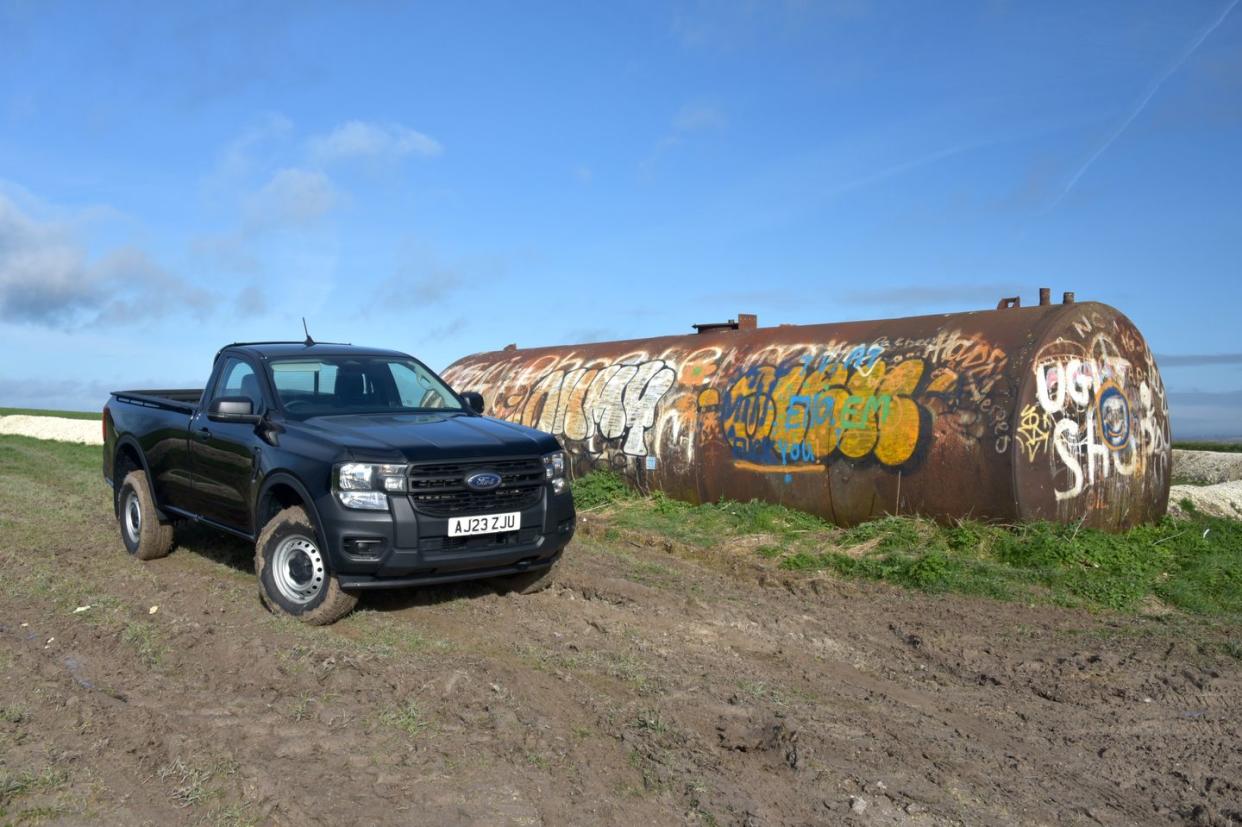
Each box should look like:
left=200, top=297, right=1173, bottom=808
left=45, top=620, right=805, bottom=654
left=103, top=341, right=575, bottom=624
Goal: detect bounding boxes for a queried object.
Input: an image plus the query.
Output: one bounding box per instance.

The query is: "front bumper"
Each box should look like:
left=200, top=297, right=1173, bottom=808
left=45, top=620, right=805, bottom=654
left=313, top=484, right=575, bottom=588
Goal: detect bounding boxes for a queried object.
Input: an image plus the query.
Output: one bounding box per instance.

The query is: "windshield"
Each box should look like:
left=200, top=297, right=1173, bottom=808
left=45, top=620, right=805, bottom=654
left=269, top=356, right=464, bottom=417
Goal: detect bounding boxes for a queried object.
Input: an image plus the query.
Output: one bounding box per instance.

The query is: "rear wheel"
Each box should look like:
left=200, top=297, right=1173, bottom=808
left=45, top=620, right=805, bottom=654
left=255, top=506, right=358, bottom=625
left=117, top=470, right=174, bottom=561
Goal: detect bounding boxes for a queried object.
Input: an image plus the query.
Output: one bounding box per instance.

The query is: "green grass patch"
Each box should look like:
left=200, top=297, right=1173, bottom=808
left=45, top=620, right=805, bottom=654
left=595, top=482, right=1242, bottom=618
left=571, top=470, right=637, bottom=510
left=0, top=434, right=100, bottom=477
left=155, top=757, right=238, bottom=809
left=1173, top=440, right=1242, bottom=453
left=781, top=515, right=1242, bottom=614
left=0, top=767, right=69, bottom=809
left=375, top=699, right=425, bottom=738
left=0, top=407, right=100, bottom=421
left=121, top=621, right=165, bottom=667
left=609, top=488, right=830, bottom=549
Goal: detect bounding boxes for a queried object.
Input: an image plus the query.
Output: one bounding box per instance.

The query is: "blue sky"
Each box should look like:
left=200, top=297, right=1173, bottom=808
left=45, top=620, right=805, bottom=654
left=1, top=1, right=1239, bottom=437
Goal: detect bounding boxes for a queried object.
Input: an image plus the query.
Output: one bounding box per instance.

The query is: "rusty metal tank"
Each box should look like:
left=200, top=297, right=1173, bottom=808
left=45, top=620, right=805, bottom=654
left=441, top=294, right=1171, bottom=530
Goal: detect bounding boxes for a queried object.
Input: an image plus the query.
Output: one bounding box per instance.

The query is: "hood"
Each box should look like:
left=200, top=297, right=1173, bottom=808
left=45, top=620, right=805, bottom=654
left=285, top=411, right=559, bottom=462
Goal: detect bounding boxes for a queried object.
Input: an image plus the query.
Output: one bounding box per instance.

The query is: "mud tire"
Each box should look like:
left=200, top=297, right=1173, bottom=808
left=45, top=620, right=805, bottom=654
left=255, top=506, right=358, bottom=625
left=117, top=470, right=175, bottom=561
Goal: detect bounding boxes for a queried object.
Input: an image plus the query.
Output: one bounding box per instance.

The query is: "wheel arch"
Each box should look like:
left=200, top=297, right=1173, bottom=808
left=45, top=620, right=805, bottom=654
left=255, top=472, right=328, bottom=544
left=112, top=437, right=161, bottom=516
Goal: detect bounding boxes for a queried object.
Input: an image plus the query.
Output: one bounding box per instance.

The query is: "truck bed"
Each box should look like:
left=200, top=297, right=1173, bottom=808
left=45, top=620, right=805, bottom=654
left=111, top=389, right=203, bottom=415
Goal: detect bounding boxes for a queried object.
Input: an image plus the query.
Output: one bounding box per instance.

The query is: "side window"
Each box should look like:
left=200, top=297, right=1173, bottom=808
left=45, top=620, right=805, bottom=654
left=213, top=358, right=263, bottom=410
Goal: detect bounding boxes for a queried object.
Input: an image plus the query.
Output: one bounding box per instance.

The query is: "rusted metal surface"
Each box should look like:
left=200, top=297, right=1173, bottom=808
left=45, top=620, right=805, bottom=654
left=442, top=298, right=1171, bottom=530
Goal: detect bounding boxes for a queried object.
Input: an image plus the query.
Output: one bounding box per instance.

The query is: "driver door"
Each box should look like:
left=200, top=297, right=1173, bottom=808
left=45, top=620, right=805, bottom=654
left=190, top=357, right=267, bottom=532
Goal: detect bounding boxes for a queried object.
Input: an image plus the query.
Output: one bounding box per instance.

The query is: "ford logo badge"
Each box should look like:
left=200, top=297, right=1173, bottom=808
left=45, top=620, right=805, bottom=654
left=465, top=471, right=502, bottom=492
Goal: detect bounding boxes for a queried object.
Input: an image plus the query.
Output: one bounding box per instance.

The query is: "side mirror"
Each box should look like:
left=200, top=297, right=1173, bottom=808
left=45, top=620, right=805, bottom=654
left=208, top=396, right=262, bottom=423
left=459, top=391, right=485, bottom=415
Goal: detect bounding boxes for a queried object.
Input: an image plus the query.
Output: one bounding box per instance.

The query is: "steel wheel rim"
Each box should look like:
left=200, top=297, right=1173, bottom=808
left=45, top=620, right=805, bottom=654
left=123, top=490, right=142, bottom=544
left=271, top=535, right=326, bottom=605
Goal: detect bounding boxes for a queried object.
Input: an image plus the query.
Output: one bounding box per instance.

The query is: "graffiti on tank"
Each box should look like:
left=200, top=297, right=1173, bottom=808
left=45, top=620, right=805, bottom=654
left=1096, top=383, right=1130, bottom=450
left=883, top=329, right=1013, bottom=453
left=1027, top=325, right=1169, bottom=504
left=1014, top=404, right=1054, bottom=462
left=440, top=352, right=679, bottom=463
left=715, top=344, right=929, bottom=478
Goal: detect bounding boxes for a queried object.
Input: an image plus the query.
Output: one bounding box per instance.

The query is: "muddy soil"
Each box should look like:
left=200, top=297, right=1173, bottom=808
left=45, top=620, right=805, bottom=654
left=1, top=456, right=1240, bottom=824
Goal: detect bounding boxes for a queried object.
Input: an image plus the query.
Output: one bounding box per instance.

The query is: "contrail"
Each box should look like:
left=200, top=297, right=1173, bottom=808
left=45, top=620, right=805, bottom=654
left=1053, top=0, right=1239, bottom=206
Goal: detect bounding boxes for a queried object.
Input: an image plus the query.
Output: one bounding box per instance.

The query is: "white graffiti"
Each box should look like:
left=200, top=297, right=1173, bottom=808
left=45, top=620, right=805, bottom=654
left=1031, top=338, right=1168, bottom=504
left=445, top=353, right=676, bottom=458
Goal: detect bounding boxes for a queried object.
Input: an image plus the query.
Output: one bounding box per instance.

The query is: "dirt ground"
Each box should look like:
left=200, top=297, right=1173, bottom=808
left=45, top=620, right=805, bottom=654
left=1, top=441, right=1240, bottom=825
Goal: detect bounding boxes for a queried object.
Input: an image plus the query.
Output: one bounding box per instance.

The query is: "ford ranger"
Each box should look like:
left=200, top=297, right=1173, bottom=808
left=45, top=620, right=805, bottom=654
left=102, top=341, right=575, bottom=624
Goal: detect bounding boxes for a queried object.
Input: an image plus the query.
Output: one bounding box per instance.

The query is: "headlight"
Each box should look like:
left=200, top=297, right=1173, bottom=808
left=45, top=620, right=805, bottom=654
left=337, top=463, right=374, bottom=490
left=337, top=491, right=389, bottom=510
left=543, top=451, right=565, bottom=480
left=334, top=462, right=409, bottom=510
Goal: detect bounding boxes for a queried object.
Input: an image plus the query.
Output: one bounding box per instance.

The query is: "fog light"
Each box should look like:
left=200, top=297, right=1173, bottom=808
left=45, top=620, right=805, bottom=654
left=343, top=537, right=386, bottom=559
left=551, top=477, right=567, bottom=495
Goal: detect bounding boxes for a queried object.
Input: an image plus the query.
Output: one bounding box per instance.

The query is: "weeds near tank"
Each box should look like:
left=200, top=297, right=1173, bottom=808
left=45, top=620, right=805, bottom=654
left=571, top=470, right=636, bottom=510
left=820, top=516, right=1242, bottom=615
left=571, top=469, right=1242, bottom=618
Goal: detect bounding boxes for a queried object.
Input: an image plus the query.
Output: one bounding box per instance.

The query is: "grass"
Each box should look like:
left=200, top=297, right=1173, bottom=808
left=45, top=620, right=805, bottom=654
left=572, top=469, right=637, bottom=510
left=333, top=610, right=450, bottom=658
left=157, top=759, right=214, bottom=807
left=0, top=407, right=100, bottom=421
left=1174, top=440, right=1242, bottom=453
left=121, top=621, right=165, bottom=667
left=797, top=516, right=1242, bottom=614
left=572, top=470, right=1242, bottom=618
left=375, top=699, right=425, bottom=738
left=0, top=767, right=70, bottom=811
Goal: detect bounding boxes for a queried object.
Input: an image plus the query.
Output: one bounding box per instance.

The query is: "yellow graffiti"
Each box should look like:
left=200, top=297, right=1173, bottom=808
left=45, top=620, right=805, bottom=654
left=719, top=357, right=927, bottom=469
left=1015, top=403, right=1053, bottom=462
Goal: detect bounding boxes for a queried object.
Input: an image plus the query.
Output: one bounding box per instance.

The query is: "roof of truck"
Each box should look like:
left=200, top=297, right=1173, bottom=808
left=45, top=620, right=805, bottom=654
left=219, top=342, right=409, bottom=360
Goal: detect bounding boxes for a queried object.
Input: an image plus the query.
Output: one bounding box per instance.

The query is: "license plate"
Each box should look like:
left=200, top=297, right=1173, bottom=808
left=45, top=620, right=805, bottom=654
left=448, top=511, right=521, bottom=537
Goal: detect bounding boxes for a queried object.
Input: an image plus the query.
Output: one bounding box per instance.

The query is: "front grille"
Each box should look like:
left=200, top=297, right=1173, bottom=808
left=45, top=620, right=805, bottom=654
left=408, top=457, right=545, bottom=517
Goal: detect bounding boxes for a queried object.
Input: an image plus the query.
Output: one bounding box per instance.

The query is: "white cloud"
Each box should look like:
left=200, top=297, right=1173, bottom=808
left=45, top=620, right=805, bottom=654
left=308, top=120, right=442, bottom=163
left=210, top=112, right=294, bottom=189
left=369, top=241, right=507, bottom=316
left=244, top=167, right=339, bottom=228
left=0, top=193, right=214, bottom=327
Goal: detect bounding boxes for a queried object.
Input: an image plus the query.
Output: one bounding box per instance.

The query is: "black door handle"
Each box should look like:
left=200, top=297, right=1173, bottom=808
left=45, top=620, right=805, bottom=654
left=196, top=427, right=211, bottom=440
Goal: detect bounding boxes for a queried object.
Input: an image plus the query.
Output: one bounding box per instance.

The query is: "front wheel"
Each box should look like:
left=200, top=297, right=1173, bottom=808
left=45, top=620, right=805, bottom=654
left=255, top=506, right=358, bottom=625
